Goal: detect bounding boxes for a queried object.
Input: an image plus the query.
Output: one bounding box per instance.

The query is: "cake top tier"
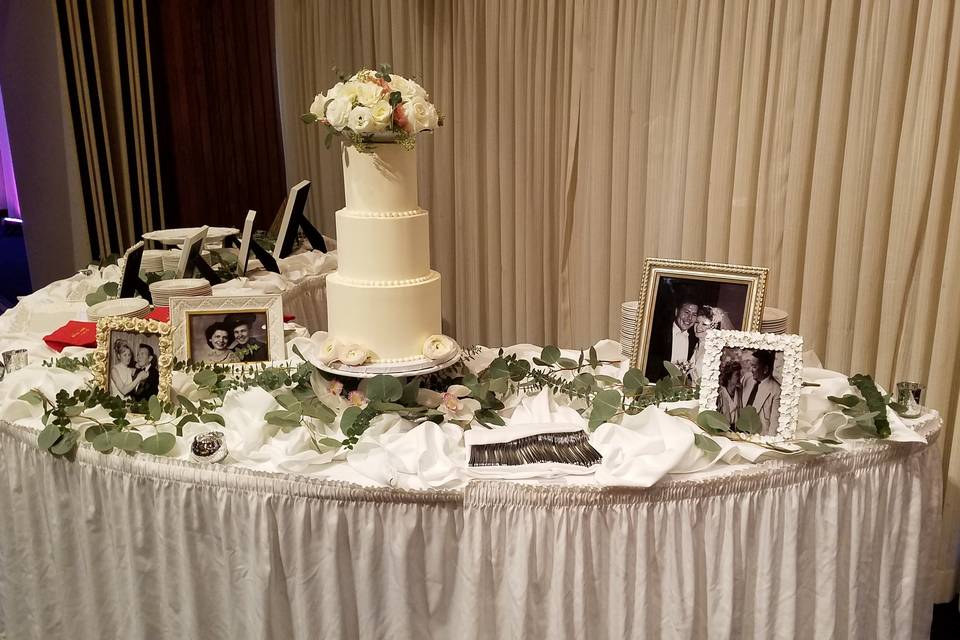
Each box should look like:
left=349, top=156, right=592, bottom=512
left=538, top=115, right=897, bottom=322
left=342, top=143, right=419, bottom=212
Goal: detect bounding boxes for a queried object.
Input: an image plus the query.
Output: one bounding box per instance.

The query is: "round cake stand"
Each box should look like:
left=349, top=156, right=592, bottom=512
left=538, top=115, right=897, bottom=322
left=314, top=351, right=462, bottom=379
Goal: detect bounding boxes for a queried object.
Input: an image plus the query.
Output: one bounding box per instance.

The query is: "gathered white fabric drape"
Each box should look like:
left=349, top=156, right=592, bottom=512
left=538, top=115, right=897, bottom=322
left=0, top=418, right=942, bottom=639
left=274, top=0, right=960, bottom=600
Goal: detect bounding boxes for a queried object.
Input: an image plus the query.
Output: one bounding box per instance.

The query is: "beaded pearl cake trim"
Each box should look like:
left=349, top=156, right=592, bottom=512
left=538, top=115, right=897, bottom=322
left=333, top=272, right=438, bottom=287
left=337, top=208, right=426, bottom=219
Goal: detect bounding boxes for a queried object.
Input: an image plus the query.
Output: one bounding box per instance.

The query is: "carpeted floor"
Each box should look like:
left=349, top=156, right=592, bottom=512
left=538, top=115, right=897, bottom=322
left=0, top=220, right=32, bottom=311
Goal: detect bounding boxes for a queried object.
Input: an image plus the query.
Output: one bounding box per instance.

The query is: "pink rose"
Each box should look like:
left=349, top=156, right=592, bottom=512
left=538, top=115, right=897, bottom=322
left=393, top=104, right=412, bottom=133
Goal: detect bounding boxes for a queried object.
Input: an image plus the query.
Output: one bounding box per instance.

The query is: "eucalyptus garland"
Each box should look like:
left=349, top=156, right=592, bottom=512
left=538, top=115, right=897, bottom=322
left=21, top=345, right=904, bottom=462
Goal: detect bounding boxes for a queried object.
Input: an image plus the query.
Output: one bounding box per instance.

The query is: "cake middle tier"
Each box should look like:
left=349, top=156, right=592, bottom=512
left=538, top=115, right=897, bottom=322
left=335, top=208, right=431, bottom=282
left=326, top=270, right=442, bottom=361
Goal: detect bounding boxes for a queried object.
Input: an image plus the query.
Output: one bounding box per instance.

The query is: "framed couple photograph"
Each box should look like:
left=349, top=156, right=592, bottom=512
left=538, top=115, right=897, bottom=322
left=170, top=295, right=285, bottom=365
left=698, top=330, right=804, bottom=443
left=92, top=317, right=174, bottom=403
left=630, top=258, right=768, bottom=383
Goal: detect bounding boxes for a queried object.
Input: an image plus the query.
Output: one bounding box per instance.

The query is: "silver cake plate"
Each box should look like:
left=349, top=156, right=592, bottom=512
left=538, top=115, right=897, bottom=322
left=314, top=350, right=462, bottom=379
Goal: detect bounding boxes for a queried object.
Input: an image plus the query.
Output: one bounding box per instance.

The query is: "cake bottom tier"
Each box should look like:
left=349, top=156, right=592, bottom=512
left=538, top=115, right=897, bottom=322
left=325, top=271, right=442, bottom=361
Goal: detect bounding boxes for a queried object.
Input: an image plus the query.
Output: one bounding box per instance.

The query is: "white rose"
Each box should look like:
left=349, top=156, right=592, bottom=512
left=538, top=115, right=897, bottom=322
left=423, top=335, right=459, bottom=361
left=370, top=100, right=394, bottom=130
left=356, top=81, right=384, bottom=107
left=424, top=103, right=439, bottom=130
left=317, top=336, right=342, bottom=365
left=339, top=344, right=369, bottom=366
left=339, top=81, right=361, bottom=103
left=388, top=75, right=416, bottom=100
left=404, top=96, right=434, bottom=132
left=408, top=79, right=428, bottom=100
left=325, top=97, right=352, bottom=131
left=325, top=82, right=345, bottom=100
left=309, top=92, right=326, bottom=118
left=347, top=106, right=377, bottom=134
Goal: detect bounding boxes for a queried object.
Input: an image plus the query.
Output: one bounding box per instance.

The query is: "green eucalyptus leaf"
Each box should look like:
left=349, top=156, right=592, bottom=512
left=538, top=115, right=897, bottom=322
left=588, top=389, right=622, bottom=430
left=301, top=399, right=336, bottom=423
left=64, top=405, right=83, bottom=417
left=735, top=406, right=762, bottom=434
left=92, top=431, right=114, bottom=453
left=594, top=374, right=622, bottom=387
left=572, top=372, right=596, bottom=391
left=401, top=377, right=422, bottom=405
left=148, top=396, right=163, bottom=421
left=509, top=359, right=531, bottom=382
left=193, top=369, right=218, bottom=388
left=178, top=396, right=198, bottom=414
left=589, top=346, right=599, bottom=368
left=264, top=410, right=301, bottom=428
left=693, top=433, right=722, bottom=454
left=37, top=424, right=62, bottom=451
left=556, top=357, right=579, bottom=369
left=18, top=390, right=45, bottom=405
left=474, top=408, right=505, bottom=427
left=622, top=368, right=649, bottom=395
left=301, top=112, right=319, bottom=124
left=140, top=432, right=176, bottom=456
left=697, top=410, right=731, bottom=433
left=485, top=357, right=512, bottom=380
left=340, top=406, right=362, bottom=434
left=316, top=437, right=343, bottom=449
left=540, top=346, right=561, bottom=365
left=84, top=424, right=109, bottom=442
left=200, top=413, right=226, bottom=426
left=102, top=282, right=119, bottom=297
left=365, top=375, right=403, bottom=402
left=794, top=440, right=834, bottom=454
left=666, top=407, right=700, bottom=423
left=110, top=431, right=143, bottom=452
left=50, top=430, right=79, bottom=456
left=276, top=393, right=302, bottom=410
left=828, top=394, right=861, bottom=408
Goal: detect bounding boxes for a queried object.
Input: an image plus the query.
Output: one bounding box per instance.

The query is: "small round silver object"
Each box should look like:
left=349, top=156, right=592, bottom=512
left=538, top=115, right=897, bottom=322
left=190, top=431, right=227, bottom=463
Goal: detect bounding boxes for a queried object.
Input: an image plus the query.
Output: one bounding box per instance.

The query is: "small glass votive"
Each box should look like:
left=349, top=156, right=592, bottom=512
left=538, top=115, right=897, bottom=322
left=2, top=349, right=28, bottom=373
left=896, top=381, right=925, bottom=419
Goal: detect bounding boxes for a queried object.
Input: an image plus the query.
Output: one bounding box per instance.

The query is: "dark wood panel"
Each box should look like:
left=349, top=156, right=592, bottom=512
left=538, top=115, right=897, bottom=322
left=149, top=0, right=286, bottom=231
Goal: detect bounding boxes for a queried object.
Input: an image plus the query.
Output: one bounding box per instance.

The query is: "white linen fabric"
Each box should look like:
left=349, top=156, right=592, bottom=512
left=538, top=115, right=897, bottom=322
left=0, top=417, right=941, bottom=640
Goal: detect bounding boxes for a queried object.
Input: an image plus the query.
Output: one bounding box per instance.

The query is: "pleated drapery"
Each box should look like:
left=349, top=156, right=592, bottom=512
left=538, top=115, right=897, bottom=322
left=0, top=418, right=943, bottom=639
left=274, top=0, right=960, bottom=600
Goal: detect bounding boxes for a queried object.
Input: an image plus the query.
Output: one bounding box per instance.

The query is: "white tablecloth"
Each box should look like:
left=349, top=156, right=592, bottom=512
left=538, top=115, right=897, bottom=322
left=0, top=415, right=941, bottom=640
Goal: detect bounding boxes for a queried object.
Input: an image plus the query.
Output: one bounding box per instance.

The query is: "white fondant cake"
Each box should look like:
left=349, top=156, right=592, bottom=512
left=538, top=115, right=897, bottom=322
left=325, top=144, right=445, bottom=361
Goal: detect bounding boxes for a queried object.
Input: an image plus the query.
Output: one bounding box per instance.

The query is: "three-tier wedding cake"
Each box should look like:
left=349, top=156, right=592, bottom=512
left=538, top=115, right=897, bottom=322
left=325, top=143, right=445, bottom=362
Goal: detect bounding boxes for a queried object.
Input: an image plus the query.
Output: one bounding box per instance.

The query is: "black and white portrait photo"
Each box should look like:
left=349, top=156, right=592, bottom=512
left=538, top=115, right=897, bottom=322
left=108, top=331, right=161, bottom=400
left=716, top=347, right=784, bottom=436
left=644, top=277, right=747, bottom=381
left=188, top=312, right=270, bottom=364
left=635, top=259, right=768, bottom=382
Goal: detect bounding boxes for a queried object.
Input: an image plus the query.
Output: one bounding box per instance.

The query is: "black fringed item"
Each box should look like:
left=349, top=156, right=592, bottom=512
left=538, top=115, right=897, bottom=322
left=468, top=430, right=602, bottom=468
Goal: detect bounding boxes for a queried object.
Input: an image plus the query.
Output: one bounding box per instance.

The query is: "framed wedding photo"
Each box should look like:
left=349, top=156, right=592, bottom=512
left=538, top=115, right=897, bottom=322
left=170, top=295, right=284, bottom=365
left=631, top=258, right=768, bottom=382
left=92, top=317, right=173, bottom=403
left=698, top=330, right=803, bottom=443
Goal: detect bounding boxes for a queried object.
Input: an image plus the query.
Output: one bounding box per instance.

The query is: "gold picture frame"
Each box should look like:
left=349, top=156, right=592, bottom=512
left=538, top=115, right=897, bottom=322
left=92, top=316, right=174, bottom=403
left=630, top=258, right=768, bottom=380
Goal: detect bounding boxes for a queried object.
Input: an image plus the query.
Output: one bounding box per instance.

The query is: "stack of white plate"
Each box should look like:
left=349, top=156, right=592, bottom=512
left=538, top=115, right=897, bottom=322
left=149, top=278, right=212, bottom=307
left=619, top=300, right=640, bottom=360
left=141, top=249, right=166, bottom=275
left=761, top=307, right=789, bottom=334
left=88, top=298, right=150, bottom=322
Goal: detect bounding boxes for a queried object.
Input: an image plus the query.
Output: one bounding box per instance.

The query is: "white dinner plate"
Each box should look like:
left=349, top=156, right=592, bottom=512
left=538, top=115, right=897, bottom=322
left=143, top=227, right=239, bottom=246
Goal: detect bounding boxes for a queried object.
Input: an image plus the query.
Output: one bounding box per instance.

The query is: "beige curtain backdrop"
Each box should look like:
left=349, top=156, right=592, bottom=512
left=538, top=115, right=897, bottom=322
left=275, top=0, right=960, bottom=601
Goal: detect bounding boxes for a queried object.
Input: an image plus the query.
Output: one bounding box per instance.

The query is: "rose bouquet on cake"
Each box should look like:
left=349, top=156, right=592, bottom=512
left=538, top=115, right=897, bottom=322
left=302, top=64, right=442, bottom=150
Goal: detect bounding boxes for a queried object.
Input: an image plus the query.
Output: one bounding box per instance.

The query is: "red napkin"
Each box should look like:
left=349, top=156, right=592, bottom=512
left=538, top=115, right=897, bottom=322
left=43, top=321, right=98, bottom=352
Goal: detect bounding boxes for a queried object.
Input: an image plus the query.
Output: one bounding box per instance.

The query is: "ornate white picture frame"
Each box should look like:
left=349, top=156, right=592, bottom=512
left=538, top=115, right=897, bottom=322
left=169, top=295, right=285, bottom=365
left=698, top=330, right=803, bottom=443
left=92, top=316, right=173, bottom=403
